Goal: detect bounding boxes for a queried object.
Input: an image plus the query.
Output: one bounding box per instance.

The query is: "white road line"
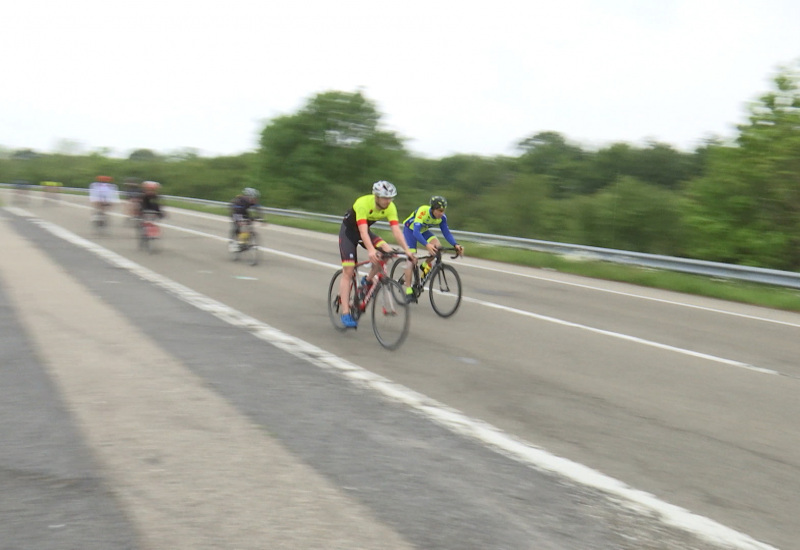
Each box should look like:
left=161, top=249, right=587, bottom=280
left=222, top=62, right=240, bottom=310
left=459, top=260, right=800, bottom=329
left=15, top=210, right=777, bottom=550
left=19, top=201, right=794, bottom=378
left=147, top=214, right=792, bottom=378
left=462, top=295, right=783, bottom=377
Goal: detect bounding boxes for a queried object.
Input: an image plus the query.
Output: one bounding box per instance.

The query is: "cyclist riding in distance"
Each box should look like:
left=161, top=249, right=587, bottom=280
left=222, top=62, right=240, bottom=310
left=137, top=181, right=165, bottom=218
left=338, top=180, right=417, bottom=328
left=229, top=187, right=263, bottom=252
left=402, top=195, right=464, bottom=299
left=88, top=175, right=120, bottom=215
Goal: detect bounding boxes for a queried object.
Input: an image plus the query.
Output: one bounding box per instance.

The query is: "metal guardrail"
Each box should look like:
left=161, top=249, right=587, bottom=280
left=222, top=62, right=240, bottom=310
left=163, top=195, right=800, bottom=290
left=4, top=184, right=800, bottom=289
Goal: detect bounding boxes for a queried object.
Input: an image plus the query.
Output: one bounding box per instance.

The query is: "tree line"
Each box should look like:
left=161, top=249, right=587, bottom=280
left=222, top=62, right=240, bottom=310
left=2, top=61, right=799, bottom=271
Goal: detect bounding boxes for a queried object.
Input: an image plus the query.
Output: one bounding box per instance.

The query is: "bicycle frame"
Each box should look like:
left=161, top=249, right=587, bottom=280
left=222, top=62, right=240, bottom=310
left=140, top=210, right=160, bottom=237
left=231, top=219, right=260, bottom=266
left=237, top=219, right=256, bottom=249
left=351, top=250, right=399, bottom=310
left=137, top=210, right=161, bottom=253
left=412, top=247, right=458, bottom=288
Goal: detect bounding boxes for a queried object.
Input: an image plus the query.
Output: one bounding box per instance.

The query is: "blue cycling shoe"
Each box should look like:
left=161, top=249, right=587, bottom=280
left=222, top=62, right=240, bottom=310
left=340, top=313, right=358, bottom=328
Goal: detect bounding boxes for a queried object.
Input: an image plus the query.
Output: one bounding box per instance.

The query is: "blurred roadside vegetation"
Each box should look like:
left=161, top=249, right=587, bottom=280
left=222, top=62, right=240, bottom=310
left=2, top=61, right=799, bottom=275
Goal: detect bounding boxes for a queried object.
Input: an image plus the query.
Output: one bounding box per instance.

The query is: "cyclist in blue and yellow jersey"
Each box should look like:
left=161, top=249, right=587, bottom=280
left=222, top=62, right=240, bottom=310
left=338, top=180, right=417, bottom=328
left=228, top=187, right=263, bottom=252
left=401, top=195, right=464, bottom=299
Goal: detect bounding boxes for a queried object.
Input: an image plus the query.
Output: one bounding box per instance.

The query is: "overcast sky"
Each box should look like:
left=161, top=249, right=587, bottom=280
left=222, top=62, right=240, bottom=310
left=2, top=0, right=799, bottom=159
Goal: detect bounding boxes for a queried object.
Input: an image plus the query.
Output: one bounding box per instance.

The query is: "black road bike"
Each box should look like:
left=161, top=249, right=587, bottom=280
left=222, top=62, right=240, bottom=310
left=390, top=246, right=462, bottom=318
left=230, top=219, right=260, bottom=266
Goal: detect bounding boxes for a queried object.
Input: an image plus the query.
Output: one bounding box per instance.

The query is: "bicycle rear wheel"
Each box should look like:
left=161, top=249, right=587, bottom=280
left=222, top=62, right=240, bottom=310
left=428, top=264, right=462, bottom=317
left=371, top=278, right=410, bottom=350
left=328, top=269, right=358, bottom=331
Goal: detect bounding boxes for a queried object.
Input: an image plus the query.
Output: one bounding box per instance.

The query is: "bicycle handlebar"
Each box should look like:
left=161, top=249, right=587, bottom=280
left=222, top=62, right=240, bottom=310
left=429, top=246, right=462, bottom=260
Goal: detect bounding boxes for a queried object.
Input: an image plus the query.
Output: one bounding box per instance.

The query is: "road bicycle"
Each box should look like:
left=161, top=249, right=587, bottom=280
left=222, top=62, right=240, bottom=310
left=230, top=219, right=260, bottom=266
left=137, top=209, right=161, bottom=253
left=327, top=249, right=410, bottom=350
left=390, top=246, right=462, bottom=318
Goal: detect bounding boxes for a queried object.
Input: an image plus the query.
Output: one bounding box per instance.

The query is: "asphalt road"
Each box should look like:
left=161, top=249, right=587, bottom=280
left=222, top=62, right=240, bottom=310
left=2, top=191, right=798, bottom=549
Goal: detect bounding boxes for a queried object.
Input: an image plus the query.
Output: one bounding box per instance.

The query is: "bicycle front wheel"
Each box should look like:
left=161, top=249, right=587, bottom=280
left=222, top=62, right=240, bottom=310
left=328, top=269, right=357, bottom=331
left=371, top=278, right=410, bottom=350
left=247, top=233, right=260, bottom=266
left=428, top=264, right=462, bottom=318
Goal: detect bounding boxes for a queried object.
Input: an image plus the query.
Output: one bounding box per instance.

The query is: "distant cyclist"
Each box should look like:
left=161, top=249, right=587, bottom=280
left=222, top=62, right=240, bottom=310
left=337, top=180, right=417, bottom=328
left=88, top=175, right=120, bottom=218
left=40, top=180, right=62, bottom=202
left=400, top=195, right=464, bottom=299
left=229, top=187, right=263, bottom=251
left=137, top=181, right=165, bottom=218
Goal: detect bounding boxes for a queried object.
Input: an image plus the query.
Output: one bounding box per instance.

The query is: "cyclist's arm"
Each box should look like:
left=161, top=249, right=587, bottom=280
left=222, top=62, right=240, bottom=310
left=412, top=221, right=428, bottom=245
left=439, top=218, right=459, bottom=248
left=357, top=221, right=376, bottom=254
left=249, top=204, right=265, bottom=221
left=391, top=222, right=416, bottom=260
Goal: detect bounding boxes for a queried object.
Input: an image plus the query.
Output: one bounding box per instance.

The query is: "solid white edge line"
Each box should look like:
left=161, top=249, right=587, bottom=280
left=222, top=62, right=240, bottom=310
left=462, top=296, right=781, bottom=376
left=11, top=208, right=777, bottom=550
left=18, top=200, right=791, bottom=377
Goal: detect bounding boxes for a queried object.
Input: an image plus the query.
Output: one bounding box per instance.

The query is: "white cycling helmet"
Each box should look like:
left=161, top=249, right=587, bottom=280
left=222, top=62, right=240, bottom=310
left=142, top=180, right=160, bottom=190
left=243, top=187, right=260, bottom=198
left=372, top=180, right=397, bottom=198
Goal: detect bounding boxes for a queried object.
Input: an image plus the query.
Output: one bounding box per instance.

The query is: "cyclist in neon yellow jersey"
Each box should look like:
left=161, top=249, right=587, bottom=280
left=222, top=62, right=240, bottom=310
left=401, top=195, right=464, bottom=298
left=337, top=181, right=416, bottom=328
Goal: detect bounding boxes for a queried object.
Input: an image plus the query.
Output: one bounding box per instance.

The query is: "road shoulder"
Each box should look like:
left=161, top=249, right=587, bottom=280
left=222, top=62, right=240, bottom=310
left=0, top=214, right=413, bottom=550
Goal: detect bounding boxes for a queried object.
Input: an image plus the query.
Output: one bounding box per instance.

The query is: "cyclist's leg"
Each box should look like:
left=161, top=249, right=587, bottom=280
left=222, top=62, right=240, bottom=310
left=401, top=226, right=419, bottom=295
left=338, top=225, right=359, bottom=319
left=366, top=231, right=388, bottom=281
left=425, top=235, right=441, bottom=265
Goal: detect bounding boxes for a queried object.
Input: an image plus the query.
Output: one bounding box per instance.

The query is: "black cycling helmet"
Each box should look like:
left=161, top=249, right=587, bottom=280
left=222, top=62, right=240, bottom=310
left=430, top=195, right=447, bottom=210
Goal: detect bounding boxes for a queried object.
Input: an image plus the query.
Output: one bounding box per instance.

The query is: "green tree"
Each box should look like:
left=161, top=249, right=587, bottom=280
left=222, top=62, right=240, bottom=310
left=129, top=149, right=161, bottom=162
left=581, top=176, right=684, bottom=254
left=516, top=131, right=585, bottom=197
left=684, top=62, right=800, bottom=269
left=256, top=90, right=409, bottom=211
